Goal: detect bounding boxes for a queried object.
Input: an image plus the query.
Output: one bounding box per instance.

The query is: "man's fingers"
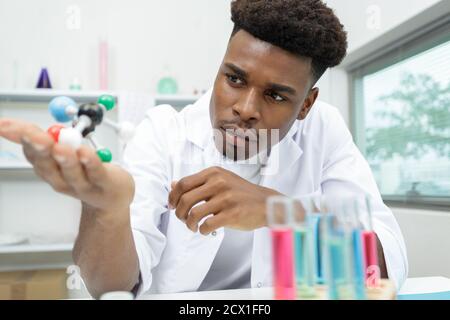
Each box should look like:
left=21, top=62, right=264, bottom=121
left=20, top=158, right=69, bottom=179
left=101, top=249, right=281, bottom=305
left=0, top=118, right=26, bottom=143
left=37, top=160, right=73, bottom=195
left=52, top=143, right=93, bottom=195
left=185, top=199, right=221, bottom=232
left=77, top=146, right=108, bottom=187
left=2, top=118, right=54, bottom=161
left=0, top=117, right=55, bottom=165
left=21, top=137, right=37, bottom=163
left=199, top=214, right=228, bottom=236
left=18, top=136, right=73, bottom=195
left=0, top=118, right=44, bottom=144
left=169, top=172, right=208, bottom=209
left=33, top=152, right=72, bottom=194
left=168, top=167, right=226, bottom=208
left=174, top=183, right=213, bottom=222
left=23, top=124, right=54, bottom=151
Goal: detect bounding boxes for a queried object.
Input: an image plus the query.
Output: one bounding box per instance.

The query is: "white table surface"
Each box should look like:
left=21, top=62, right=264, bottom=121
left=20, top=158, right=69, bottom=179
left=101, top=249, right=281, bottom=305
left=397, top=277, right=450, bottom=295
left=139, top=277, right=450, bottom=300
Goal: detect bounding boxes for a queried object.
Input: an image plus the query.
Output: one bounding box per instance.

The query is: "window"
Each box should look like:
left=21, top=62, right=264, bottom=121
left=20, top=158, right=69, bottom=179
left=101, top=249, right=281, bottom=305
left=351, top=23, right=450, bottom=208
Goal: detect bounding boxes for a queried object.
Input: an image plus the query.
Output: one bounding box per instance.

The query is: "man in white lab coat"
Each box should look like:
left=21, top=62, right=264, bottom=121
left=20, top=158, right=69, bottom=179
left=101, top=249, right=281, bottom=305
left=0, top=0, right=407, bottom=298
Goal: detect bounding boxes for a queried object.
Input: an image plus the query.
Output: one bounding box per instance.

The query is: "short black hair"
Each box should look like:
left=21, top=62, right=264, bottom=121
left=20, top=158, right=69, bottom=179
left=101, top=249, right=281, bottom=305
left=230, top=0, right=348, bottom=84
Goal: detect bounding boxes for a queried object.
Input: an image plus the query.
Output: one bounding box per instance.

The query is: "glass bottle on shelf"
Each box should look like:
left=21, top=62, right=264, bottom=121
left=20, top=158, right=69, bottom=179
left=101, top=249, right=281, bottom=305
left=157, top=65, right=178, bottom=95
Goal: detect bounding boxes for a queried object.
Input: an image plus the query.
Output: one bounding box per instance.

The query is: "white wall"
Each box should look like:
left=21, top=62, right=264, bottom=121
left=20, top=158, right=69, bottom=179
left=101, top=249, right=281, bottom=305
left=317, top=0, right=443, bottom=123
left=321, top=0, right=450, bottom=279
left=0, top=0, right=233, bottom=93
left=1, top=0, right=442, bottom=94
left=393, top=208, right=450, bottom=278
left=325, top=0, right=442, bottom=52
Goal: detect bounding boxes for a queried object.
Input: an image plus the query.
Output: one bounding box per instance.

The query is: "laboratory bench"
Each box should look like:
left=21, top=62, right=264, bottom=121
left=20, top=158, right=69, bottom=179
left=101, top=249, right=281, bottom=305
left=137, top=277, right=450, bottom=300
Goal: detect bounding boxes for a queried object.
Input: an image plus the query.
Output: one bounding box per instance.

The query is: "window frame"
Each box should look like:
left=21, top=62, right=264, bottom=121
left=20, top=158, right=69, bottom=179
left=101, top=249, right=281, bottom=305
left=348, top=20, right=450, bottom=210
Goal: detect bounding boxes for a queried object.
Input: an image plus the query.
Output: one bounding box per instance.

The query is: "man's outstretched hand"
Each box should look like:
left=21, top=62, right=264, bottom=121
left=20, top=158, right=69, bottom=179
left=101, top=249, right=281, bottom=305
left=0, top=118, right=134, bottom=214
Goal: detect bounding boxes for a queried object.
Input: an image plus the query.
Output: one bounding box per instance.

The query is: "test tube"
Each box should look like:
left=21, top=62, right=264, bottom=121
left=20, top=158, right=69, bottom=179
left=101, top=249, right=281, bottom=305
left=362, top=195, right=381, bottom=288
left=349, top=197, right=367, bottom=300
left=320, top=196, right=355, bottom=300
left=292, top=197, right=318, bottom=298
left=309, top=212, right=324, bottom=284
left=266, top=196, right=296, bottom=300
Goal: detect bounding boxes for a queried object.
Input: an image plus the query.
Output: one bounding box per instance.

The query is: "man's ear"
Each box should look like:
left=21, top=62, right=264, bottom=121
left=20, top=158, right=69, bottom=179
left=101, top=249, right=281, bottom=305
left=297, top=87, right=319, bottom=120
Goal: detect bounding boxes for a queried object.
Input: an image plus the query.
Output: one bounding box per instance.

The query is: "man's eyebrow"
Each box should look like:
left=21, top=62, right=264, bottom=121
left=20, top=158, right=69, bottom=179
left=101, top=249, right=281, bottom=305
left=268, top=83, right=297, bottom=96
left=224, top=63, right=248, bottom=78
left=224, top=62, right=297, bottom=95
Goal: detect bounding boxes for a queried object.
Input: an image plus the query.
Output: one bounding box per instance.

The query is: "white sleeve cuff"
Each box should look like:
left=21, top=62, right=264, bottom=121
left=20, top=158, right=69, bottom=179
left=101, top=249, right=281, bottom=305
left=132, top=230, right=153, bottom=297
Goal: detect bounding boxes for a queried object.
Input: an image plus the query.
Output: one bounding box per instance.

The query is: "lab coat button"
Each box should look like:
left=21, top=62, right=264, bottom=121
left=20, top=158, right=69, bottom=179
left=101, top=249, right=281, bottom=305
left=211, top=231, right=217, bottom=237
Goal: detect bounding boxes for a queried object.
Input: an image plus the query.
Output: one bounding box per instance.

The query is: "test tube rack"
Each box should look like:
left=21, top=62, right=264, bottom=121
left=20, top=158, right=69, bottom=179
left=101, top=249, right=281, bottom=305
left=267, top=195, right=397, bottom=300
left=297, top=280, right=397, bottom=300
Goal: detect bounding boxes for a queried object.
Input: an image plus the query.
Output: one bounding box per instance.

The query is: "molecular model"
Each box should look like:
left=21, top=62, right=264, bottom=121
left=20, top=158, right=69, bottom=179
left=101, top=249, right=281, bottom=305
left=47, top=95, right=135, bottom=163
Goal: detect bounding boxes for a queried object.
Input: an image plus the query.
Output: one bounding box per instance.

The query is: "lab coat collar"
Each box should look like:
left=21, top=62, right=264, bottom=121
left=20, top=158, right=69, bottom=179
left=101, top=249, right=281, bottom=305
left=260, top=123, right=303, bottom=179
left=183, top=89, right=304, bottom=173
left=183, top=89, right=215, bottom=150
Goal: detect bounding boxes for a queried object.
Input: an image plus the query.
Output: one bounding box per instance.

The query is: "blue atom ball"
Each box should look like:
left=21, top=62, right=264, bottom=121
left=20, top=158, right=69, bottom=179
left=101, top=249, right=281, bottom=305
left=48, top=96, right=77, bottom=123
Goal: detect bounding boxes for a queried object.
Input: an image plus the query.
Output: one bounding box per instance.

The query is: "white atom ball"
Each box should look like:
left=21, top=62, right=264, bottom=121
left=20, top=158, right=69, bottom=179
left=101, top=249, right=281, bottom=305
left=59, top=128, right=83, bottom=149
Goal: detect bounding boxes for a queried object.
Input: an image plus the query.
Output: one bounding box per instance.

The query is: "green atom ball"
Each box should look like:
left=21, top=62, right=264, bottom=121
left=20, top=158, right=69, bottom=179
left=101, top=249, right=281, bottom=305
left=97, top=148, right=112, bottom=163
left=97, top=95, right=115, bottom=111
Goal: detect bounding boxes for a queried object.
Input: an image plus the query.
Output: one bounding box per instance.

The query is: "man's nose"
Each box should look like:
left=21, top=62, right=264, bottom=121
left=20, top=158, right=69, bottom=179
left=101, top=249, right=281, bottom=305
left=232, top=88, right=261, bottom=123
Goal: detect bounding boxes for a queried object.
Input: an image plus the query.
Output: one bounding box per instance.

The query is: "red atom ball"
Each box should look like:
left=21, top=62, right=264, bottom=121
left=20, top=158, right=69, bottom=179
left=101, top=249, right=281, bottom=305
left=47, top=124, right=65, bottom=142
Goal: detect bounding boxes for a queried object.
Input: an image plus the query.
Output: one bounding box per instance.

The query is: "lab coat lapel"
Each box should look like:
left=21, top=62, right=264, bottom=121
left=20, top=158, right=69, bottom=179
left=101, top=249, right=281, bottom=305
left=259, top=123, right=303, bottom=191
left=163, top=91, right=225, bottom=293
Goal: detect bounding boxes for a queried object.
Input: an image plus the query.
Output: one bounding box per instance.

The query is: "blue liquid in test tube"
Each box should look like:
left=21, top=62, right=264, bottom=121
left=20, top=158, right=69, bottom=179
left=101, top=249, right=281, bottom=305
left=294, top=225, right=317, bottom=298
left=327, top=235, right=345, bottom=299
left=309, top=213, right=323, bottom=284
left=323, top=216, right=355, bottom=300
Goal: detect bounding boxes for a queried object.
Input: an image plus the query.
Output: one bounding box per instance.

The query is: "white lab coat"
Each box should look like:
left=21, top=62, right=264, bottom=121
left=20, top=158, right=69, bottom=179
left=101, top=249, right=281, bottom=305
left=121, top=89, right=408, bottom=296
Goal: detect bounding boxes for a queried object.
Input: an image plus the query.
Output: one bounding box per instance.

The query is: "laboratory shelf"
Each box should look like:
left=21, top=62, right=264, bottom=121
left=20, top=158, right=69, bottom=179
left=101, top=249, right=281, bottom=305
left=0, top=163, right=33, bottom=171
left=0, top=243, right=74, bottom=254
left=0, top=89, right=116, bottom=103
left=0, top=89, right=200, bottom=109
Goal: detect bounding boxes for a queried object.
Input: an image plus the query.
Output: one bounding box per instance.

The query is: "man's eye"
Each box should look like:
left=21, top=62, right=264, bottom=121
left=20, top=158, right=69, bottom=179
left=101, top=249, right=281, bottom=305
left=226, top=74, right=244, bottom=85
left=267, top=91, right=286, bottom=102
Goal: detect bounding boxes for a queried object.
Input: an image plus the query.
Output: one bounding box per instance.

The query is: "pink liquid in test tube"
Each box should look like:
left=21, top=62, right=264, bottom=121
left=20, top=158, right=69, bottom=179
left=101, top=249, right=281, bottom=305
left=362, top=230, right=380, bottom=287
left=272, top=228, right=296, bottom=300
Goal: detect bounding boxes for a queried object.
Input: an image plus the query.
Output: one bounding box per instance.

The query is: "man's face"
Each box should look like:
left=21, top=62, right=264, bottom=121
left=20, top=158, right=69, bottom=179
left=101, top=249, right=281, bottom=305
left=210, top=29, right=319, bottom=161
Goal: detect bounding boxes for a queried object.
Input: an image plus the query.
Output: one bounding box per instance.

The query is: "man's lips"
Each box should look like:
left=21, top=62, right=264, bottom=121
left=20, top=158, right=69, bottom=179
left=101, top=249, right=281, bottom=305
left=220, top=126, right=258, bottom=142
